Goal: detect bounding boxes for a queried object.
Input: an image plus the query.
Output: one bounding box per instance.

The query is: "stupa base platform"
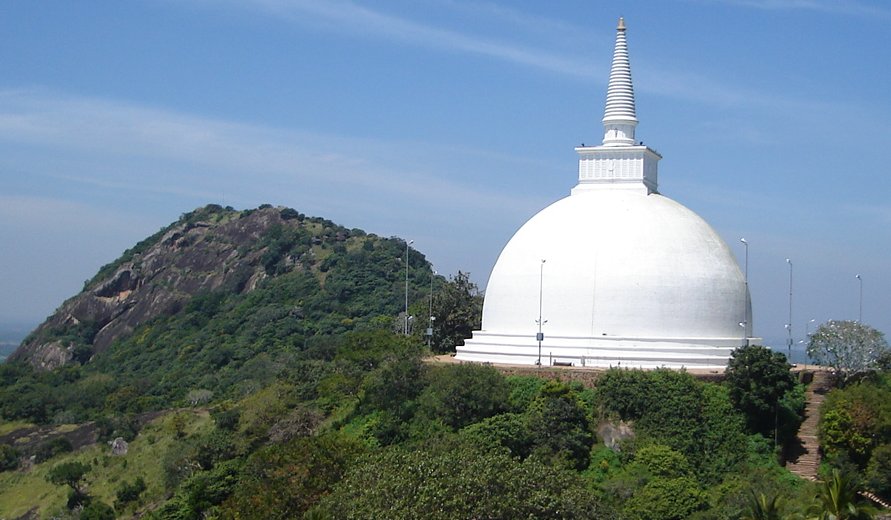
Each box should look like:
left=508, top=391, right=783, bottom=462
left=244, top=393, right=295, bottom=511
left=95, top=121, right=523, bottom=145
left=456, top=331, right=758, bottom=370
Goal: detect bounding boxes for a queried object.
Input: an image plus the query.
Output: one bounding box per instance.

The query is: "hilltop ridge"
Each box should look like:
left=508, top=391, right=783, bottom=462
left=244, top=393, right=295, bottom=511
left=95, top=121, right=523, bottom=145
left=10, top=204, right=430, bottom=370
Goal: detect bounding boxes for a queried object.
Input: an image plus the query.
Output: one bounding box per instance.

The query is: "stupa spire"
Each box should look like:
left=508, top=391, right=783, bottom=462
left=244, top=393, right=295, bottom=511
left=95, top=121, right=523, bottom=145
left=602, top=17, right=638, bottom=146
left=573, top=18, right=659, bottom=195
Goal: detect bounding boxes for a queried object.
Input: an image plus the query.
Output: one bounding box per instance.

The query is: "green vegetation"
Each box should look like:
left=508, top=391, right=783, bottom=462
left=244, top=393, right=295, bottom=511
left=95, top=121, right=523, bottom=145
left=46, top=460, right=91, bottom=508
left=1, top=206, right=482, bottom=428
left=725, top=345, right=798, bottom=437
left=1, top=205, right=887, bottom=518
left=818, top=371, right=891, bottom=502
left=313, top=438, right=618, bottom=520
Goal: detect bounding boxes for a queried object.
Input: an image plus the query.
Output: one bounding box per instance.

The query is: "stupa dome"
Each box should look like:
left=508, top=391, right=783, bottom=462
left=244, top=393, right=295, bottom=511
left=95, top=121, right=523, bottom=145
left=455, top=18, right=753, bottom=369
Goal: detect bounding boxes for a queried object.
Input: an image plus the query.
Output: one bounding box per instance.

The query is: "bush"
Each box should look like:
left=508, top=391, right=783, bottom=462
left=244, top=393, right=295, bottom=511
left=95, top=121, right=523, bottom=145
left=866, top=444, right=891, bottom=499
left=115, top=476, right=147, bottom=507
left=80, top=500, right=115, bottom=520
left=212, top=408, right=241, bottom=431
left=624, top=476, right=705, bottom=520
left=222, top=434, right=364, bottom=519
left=416, top=363, right=509, bottom=430
left=0, top=443, right=20, bottom=471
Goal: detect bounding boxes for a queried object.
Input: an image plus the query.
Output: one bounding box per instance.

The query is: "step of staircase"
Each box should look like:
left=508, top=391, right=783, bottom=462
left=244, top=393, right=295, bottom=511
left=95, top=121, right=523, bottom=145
left=786, top=370, right=833, bottom=481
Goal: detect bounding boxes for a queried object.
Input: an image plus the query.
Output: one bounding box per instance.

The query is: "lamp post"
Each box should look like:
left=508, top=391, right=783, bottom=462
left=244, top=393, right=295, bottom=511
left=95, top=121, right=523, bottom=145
left=427, top=270, right=436, bottom=347
left=740, top=238, right=749, bottom=340
left=800, top=319, right=815, bottom=370
left=786, top=258, right=793, bottom=361
left=535, top=259, right=546, bottom=366
left=856, top=274, right=863, bottom=323
left=404, top=239, right=413, bottom=335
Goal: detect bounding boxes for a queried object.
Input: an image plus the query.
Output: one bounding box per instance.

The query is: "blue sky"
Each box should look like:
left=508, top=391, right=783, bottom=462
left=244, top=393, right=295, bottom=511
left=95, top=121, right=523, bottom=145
left=1, top=0, right=889, bottom=348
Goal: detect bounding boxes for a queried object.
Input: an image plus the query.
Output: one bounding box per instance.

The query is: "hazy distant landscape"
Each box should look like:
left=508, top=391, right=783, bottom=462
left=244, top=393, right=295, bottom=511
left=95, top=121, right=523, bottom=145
left=0, top=322, right=32, bottom=361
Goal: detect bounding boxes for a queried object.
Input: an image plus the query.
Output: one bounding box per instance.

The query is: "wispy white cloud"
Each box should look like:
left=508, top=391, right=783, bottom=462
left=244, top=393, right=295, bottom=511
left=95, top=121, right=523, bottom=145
left=426, top=0, right=591, bottom=43
left=0, top=88, right=546, bottom=221
left=690, top=0, right=891, bottom=17
left=209, top=0, right=598, bottom=79
left=0, top=87, right=560, bottom=307
left=182, top=0, right=851, bottom=118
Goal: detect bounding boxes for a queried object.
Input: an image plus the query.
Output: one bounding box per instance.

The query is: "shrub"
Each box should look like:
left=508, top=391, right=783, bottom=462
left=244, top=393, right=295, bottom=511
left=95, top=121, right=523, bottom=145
left=115, top=476, right=147, bottom=507
left=0, top=443, right=20, bottom=471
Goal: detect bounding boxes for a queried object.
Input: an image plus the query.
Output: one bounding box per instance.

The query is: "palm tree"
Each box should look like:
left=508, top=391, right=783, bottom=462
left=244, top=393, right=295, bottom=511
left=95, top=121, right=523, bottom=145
left=809, top=469, right=874, bottom=520
left=743, top=491, right=784, bottom=520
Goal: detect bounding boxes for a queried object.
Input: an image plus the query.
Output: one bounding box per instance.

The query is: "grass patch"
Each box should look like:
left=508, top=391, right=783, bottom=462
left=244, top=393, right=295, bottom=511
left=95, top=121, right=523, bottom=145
left=0, top=420, right=34, bottom=436
left=0, top=410, right=213, bottom=519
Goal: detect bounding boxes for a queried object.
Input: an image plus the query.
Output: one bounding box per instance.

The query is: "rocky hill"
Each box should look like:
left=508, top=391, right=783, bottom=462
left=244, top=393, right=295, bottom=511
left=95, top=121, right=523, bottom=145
left=10, top=204, right=427, bottom=370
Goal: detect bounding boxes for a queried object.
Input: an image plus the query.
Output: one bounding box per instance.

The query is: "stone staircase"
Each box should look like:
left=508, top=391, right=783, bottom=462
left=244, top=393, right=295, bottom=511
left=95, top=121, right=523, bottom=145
left=786, top=370, right=832, bottom=480
left=859, top=490, right=891, bottom=510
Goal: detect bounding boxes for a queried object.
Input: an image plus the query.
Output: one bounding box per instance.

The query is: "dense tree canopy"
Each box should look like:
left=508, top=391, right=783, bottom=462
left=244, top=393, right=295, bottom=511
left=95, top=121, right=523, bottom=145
left=819, top=372, right=891, bottom=501
left=724, top=345, right=797, bottom=436
left=593, top=368, right=748, bottom=482
left=314, top=439, right=618, bottom=520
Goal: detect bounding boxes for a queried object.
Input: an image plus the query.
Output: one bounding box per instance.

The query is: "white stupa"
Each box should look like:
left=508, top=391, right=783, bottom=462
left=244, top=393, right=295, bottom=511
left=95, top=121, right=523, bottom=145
left=456, top=18, right=755, bottom=369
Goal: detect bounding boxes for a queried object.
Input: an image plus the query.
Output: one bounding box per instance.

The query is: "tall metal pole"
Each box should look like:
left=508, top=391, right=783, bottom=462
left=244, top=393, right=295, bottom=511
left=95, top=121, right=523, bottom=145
left=802, top=318, right=815, bottom=371
left=536, top=259, right=546, bottom=366
left=740, top=238, right=749, bottom=340
left=787, top=258, right=793, bottom=359
left=404, top=239, right=413, bottom=335
left=856, top=274, right=863, bottom=323
left=428, top=270, right=436, bottom=347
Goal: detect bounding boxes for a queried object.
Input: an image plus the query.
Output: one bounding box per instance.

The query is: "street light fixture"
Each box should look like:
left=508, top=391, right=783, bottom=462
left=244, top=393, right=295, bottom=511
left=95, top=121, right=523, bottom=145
left=427, top=270, right=436, bottom=347
left=536, top=259, right=546, bottom=366
left=856, top=274, right=863, bottom=323
left=786, top=258, right=793, bottom=362
left=740, top=238, right=749, bottom=340
left=802, top=318, right=815, bottom=371
left=404, top=239, right=413, bottom=335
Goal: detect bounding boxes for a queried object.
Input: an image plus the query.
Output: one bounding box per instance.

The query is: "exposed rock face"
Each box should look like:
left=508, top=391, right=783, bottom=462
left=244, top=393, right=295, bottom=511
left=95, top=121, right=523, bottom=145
left=11, top=205, right=320, bottom=369
left=597, top=421, right=635, bottom=452
left=109, top=437, right=129, bottom=456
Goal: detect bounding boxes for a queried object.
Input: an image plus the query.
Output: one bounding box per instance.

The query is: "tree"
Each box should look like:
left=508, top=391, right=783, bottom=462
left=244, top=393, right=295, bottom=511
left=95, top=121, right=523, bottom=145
left=416, top=363, right=509, bottom=430
left=314, top=439, right=618, bottom=519
left=594, top=368, right=747, bottom=480
left=819, top=378, right=891, bottom=467
left=427, top=271, right=483, bottom=353
left=865, top=444, right=891, bottom=501
left=809, top=469, right=874, bottom=520
left=808, top=321, right=889, bottom=384
left=46, top=461, right=91, bottom=508
left=742, top=491, right=784, bottom=520
left=624, top=476, right=705, bottom=520
left=724, top=345, right=796, bottom=436
left=524, top=380, right=593, bottom=470
left=221, top=434, right=364, bottom=519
